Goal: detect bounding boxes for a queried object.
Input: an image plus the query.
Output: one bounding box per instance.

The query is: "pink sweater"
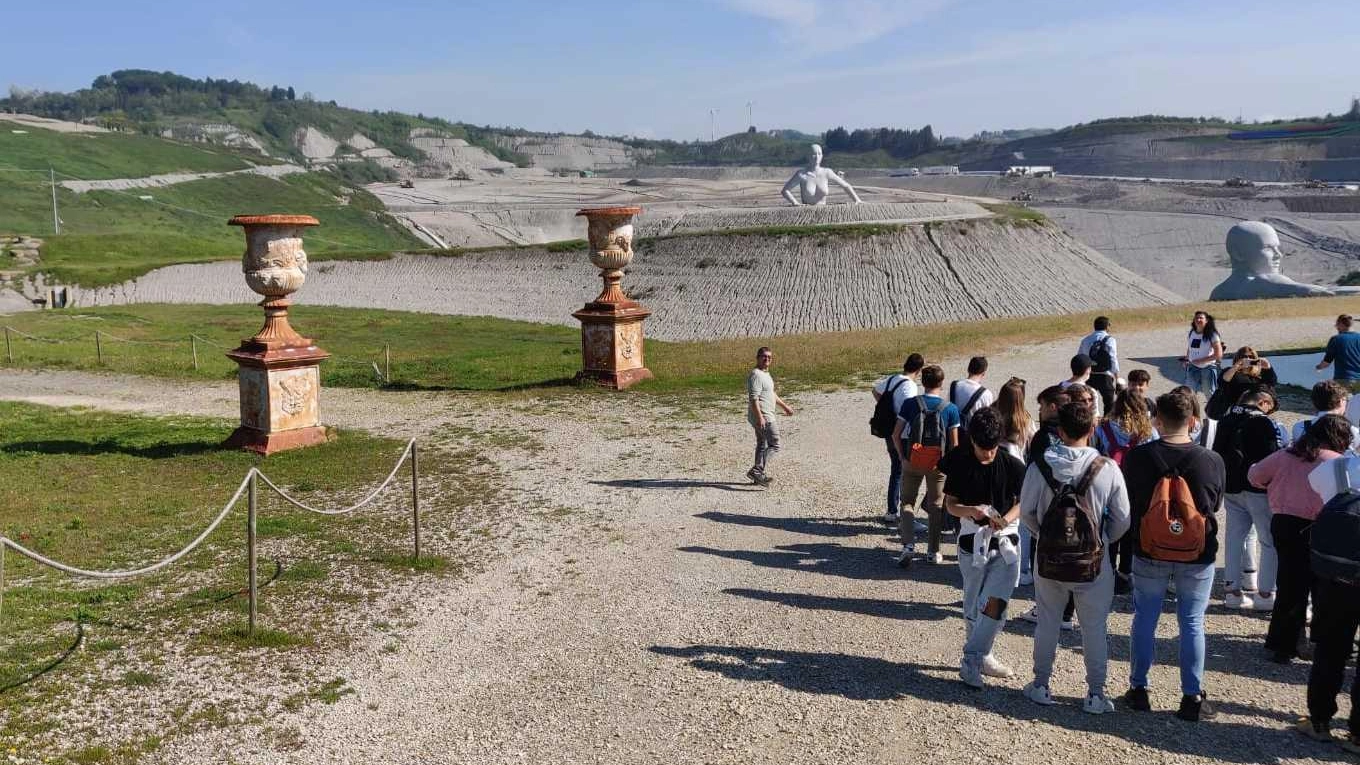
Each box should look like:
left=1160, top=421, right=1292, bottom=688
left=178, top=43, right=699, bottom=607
left=1247, top=449, right=1342, bottom=520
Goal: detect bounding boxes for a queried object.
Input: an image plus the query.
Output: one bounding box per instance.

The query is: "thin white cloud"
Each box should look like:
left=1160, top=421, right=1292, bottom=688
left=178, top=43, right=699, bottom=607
left=724, top=0, right=957, bottom=53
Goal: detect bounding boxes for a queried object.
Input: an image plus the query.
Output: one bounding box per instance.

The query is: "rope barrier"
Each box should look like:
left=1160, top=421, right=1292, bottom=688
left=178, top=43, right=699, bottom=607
left=253, top=440, right=415, bottom=515
left=3, top=326, right=65, bottom=343
left=0, top=472, right=253, bottom=579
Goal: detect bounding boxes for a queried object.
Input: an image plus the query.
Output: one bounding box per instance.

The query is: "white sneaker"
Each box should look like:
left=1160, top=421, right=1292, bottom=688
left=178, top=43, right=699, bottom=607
left=1023, top=682, right=1055, bottom=705
left=1016, top=604, right=1040, bottom=624
left=1019, top=571, right=1035, bottom=586
left=981, top=654, right=1015, bottom=679
left=1225, top=591, right=1254, bottom=609
left=928, top=552, right=944, bottom=565
left=1252, top=592, right=1277, bottom=612
left=960, top=656, right=984, bottom=688
left=1083, top=694, right=1115, bottom=715
left=881, top=512, right=899, bottom=525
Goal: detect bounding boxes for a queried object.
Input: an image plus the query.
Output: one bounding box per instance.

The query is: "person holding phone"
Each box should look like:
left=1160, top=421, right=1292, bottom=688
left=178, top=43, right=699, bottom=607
left=1207, top=346, right=1277, bottom=420
left=1180, top=311, right=1225, bottom=399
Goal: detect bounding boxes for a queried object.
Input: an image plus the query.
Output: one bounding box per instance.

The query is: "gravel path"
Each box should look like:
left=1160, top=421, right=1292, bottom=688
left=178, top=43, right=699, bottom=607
left=1, top=316, right=1351, bottom=764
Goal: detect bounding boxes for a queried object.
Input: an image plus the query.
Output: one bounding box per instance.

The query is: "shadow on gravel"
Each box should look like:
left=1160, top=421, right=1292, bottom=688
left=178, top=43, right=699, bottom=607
left=1130, top=355, right=1193, bottom=388
left=679, top=542, right=961, bottom=585
left=591, top=479, right=763, bottom=493
left=723, top=588, right=959, bottom=622
left=695, top=511, right=876, bottom=537
left=650, top=644, right=1324, bottom=763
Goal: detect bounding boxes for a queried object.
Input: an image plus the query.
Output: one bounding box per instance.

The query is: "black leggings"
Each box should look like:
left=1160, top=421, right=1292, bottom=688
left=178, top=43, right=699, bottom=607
left=1308, top=578, right=1360, bottom=736
left=1266, top=515, right=1312, bottom=656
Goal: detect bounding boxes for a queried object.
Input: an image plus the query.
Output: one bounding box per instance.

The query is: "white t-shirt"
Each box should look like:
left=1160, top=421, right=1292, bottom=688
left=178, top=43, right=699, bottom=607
left=950, top=378, right=994, bottom=425
left=1187, top=330, right=1223, bottom=368
left=1291, top=413, right=1360, bottom=453
left=1346, top=395, right=1360, bottom=427
left=1308, top=455, right=1360, bottom=503
left=1079, top=330, right=1120, bottom=375
left=874, top=374, right=917, bottom=415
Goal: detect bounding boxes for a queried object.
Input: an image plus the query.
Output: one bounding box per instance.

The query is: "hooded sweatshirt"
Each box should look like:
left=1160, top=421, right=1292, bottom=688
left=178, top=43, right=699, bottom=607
left=1020, top=443, right=1133, bottom=554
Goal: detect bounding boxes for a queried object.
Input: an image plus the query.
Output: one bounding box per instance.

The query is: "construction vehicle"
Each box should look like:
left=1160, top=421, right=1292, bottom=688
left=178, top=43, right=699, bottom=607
left=1003, top=165, right=1056, bottom=178
left=1224, top=177, right=1255, bottom=188
left=398, top=179, right=415, bottom=189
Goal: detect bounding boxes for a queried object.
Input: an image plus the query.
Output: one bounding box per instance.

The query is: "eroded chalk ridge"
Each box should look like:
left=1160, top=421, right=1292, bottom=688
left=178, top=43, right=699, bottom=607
left=64, top=219, right=1178, bottom=341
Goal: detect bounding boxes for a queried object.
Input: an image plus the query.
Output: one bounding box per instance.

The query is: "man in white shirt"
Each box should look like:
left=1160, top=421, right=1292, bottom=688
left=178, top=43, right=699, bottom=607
left=950, top=356, right=995, bottom=428
left=874, top=354, right=924, bottom=524
left=1079, top=317, right=1120, bottom=413
left=747, top=347, right=794, bottom=486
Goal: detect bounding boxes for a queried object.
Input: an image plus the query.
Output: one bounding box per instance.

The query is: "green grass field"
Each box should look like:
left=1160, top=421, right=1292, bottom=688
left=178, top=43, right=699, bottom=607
left=0, top=401, right=495, bottom=753
left=0, top=120, right=258, bottom=178
left=1, top=296, right=1353, bottom=395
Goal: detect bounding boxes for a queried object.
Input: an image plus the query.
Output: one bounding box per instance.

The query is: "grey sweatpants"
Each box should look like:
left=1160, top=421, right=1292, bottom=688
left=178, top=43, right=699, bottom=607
left=1032, top=564, right=1115, bottom=696
left=752, top=420, right=780, bottom=474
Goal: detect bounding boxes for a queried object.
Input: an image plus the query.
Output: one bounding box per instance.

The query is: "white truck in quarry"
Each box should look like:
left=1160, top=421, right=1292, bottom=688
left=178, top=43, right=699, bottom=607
left=1003, top=165, right=1056, bottom=178
left=922, top=165, right=961, bottom=175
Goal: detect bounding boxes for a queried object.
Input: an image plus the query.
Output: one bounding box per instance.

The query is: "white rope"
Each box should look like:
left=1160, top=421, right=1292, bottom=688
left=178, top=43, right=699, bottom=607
left=0, top=472, right=254, bottom=579
left=253, top=440, right=414, bottom=515
left=3, top=327, right=64, bottom=344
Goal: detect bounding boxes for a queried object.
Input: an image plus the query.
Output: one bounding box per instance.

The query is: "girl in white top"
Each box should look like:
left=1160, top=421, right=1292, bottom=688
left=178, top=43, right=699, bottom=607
left=1180, top=311, right=1225, bottom=398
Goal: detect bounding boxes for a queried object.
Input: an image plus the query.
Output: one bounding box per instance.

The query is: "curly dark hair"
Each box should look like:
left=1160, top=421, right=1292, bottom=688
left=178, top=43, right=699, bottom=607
left=1287, top=414, right=1353, bottom=462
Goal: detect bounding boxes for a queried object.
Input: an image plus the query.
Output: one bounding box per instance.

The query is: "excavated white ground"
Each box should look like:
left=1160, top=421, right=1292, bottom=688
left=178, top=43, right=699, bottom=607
left=61, top=219, right=1176, bottom=341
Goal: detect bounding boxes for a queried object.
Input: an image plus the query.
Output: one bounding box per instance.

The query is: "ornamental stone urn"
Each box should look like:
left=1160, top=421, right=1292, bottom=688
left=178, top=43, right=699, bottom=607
left=224, top=214, right=330, bottom=454
left=572, top=206, right=653, bottom=389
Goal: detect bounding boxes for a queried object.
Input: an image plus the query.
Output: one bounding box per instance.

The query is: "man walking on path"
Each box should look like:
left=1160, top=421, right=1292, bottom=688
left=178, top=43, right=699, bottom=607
left=942, top=407, right=1026, bottom=688
left=1079, top=317, right=1120, bottom=413
left=893, top=365, right=961, bottom=566
left=1317, top=314, right=1360, bottom=389
left=874, top=354, right=924, bottom=524
left=1121, top=390, right=1226, bottom=722
left=746, top=347, right=794, bottom=486
left=1019, top=401, right=1130, bottom=714
left=950, top=356, right=994, bottom=428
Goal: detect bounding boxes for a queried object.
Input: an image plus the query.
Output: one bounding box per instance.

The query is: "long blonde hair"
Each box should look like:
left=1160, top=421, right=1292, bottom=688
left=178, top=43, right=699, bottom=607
left=1109, top=389, right=1154, bottom=441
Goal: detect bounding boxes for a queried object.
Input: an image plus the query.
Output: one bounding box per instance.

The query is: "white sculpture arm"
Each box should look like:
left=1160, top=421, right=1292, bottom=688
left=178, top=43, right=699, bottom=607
left=830, top=171, right=863, bottom=204
left=781, top=173, right=803, bottom=206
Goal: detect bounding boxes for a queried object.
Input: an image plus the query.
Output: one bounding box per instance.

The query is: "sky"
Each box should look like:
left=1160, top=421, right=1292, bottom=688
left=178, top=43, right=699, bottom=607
left=6, top=0, right=1360, bottom=140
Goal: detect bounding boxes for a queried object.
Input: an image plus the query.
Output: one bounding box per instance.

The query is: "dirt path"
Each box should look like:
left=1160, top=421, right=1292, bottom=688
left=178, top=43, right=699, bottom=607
left=0, top=317, right=1348, bottom=764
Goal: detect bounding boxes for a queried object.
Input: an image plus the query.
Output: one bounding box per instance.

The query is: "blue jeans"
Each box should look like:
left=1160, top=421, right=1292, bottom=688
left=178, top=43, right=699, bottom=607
left=1130, top=557, right=1215, bottom=696
left=1185, top=364, right=1218, bottom=398
left=885, top=437, right=902, bottom=515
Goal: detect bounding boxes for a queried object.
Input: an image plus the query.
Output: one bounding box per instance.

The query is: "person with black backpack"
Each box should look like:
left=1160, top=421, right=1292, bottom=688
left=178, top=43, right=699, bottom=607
left=872, top=353, right=923, bottom=525
left=1212, top=388, right=1288, bottom=611
left=892, top=365, right=961, bottom=567
left=1019, top=401, right=1131, bottom=714
left=1299, top=440, right=1360, bottom=751
left=1121, top=390, right=1226, bottom=722
left=1079, top=317, right=1119, bottom=414
left=950, top=356, right=994, bottom=429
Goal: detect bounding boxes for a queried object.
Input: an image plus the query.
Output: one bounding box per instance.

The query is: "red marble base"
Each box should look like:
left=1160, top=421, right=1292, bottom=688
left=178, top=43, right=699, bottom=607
left=224, top=425, right=329, bottom=455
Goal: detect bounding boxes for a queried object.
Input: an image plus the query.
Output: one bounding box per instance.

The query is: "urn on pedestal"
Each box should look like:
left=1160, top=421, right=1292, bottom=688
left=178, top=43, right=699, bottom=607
left=572, top=206, right=653, bottom=389
left=224, top=214, right=331, bottom=454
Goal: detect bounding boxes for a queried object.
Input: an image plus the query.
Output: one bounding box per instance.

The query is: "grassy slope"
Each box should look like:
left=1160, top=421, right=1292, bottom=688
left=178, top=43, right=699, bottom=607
left=2, top=169, right=423, bottom=286
left=1, top=296, right=1354, bottom=394
left=0, top=120, right=255, bottom=177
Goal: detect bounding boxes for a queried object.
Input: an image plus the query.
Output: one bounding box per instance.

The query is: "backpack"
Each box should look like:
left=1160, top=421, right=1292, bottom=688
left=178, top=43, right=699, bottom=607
left=1099, top=421, right=1141, bottom=466
left=1035, top=456, right=1108, bottom=583
left=870, top=376, right=907, bottom=438
left=950, top=380, right=989, bottom=422
left=1212, top=408, right=1280, bottom=493
left=907, top=396, right=951, bottom=472
left=1310, top=458, right=1360, bottom=586
left=1139, top=449, right=1208, bottom=562
left=1089, top=336, right=1114, bottom=375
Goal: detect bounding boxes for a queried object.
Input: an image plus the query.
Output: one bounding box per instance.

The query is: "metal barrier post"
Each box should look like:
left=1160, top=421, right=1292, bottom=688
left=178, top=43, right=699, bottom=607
left=95, top=330, right=103, bottom=365
left=3, top=327, right=11, bottom=363
left=410, top=442, right=421, bottom=561
left=191, top=335, right=199, bottom=370
left=247, top=471, right=258, bottom=635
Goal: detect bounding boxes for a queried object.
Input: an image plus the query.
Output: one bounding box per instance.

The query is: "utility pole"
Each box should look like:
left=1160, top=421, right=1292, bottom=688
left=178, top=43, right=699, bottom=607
left=709, top=108, right=719, bottom=142
left=49, top=167, right=60, bottom=235
left=746, top=101, right=755, bottom=130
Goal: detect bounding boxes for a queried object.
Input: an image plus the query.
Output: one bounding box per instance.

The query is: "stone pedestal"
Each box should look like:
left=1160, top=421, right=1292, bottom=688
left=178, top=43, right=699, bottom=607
left=224, top=214, right=330, bottom=454
left=574, top=206, right=653, bottom=390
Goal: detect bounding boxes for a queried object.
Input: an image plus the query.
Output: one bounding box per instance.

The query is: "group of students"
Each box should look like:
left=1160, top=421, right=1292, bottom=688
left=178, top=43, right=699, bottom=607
left=868, top=314, right=1360, bottom=747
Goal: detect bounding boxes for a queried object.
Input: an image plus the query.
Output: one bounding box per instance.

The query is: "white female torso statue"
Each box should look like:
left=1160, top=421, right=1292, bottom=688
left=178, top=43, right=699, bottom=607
left=781, top=144, right=863, bottom=206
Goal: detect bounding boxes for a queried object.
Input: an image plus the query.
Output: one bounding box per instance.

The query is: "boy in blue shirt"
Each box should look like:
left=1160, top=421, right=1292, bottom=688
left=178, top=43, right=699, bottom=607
left=892, top=365, right=961, bottom=566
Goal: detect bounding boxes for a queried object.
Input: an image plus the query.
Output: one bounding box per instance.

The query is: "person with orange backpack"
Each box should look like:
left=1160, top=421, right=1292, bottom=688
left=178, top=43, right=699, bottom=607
left=892, top=365, right=961, bottom=567
left=1120, top=389, right=1226, bottom=722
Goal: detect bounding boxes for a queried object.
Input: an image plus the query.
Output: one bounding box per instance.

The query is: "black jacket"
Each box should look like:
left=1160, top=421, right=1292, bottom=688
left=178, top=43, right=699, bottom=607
left=1211, top=405, right=1286, bottom=494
